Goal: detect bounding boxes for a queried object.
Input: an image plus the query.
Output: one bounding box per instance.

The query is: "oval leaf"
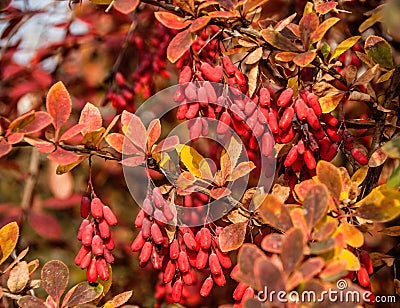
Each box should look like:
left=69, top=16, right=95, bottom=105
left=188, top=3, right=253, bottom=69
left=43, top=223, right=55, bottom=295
left=219, top=222, right=247, bottom=252
left=79, top=103, right=102, bottom=135
left=46, top=82, right=71, bottom=137
left=41, top=260, right=69, bottom=303
left=64, top=282, right=103, bottom=307
left=18, top=296, right=47, bottom=308
left=155, top=12, right=191, bottom=30
left=167, top=28, right=194, bottom=63
left=330, top=36, right=361, bottom=61
left=7, top=261, right=29, bottom=293
left=365, top=35, right=393, bottom=68
left=113, top=0, right=139, bottom=14
left=0, top=221, right=19, bottom=264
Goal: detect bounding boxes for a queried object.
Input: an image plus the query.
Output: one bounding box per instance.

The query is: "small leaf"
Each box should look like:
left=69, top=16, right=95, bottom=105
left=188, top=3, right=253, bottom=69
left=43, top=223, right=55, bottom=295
left=261, top=233, right=284, bottom=253
left=281, top=228, right=304, bottom=273
left=365, top=35, right=393, bottom=68
left=210, top=187, right=231, bottom=200
left=368, top=147, right=388, bottom=167
left=175, top=171, right=196, bottom=189
left=63, top=282, right=103, bottom=307
left=335, top=222, right=364, bottom=248
left=47, top=148, right=80, bottom=166
left=41, top=260, right=69, bottom=303
left=316, top=161, right=343, bottom=202
left=56, top=156, right=87, bottom=175
left=303, top=184, right=329, bottom=230
left=229, top=161, right=255, bottom=182
left=8, top=261, right=29, bottom=293
left=59, top=124, right=86, bottom=141
left=46, top=82, right=72, bottom=138
left=245, top=47, right=263, bottom=65
left=153, top=136, right=180, bottom=153
left=175, top=0, right=195, bottom=15
left=243, top=0, right=270, bottom=14
left=0, top=139, right=12, bottom=158
left=167, top=29, right=194, bottom=63
left=146, top=119, right=161, bottom=152
left=315, top=1, right=338, bottom=14
left=254, top=258, right=286, bottom=296
left=121, top=155, right=145, bottom=167
left=155, top=12, right=191, bottom=30
left=351, top=166, right=369, bottom=185
left=337, top=249, right=361, bottom=271
left=379, top=226, right=400, bottom=236
left=319, top=93, right=344, bottom=113
left=387, top=166, right=400, bottom=188
left=8, top=111, right=35, bottom=133
left=275, top=52, right=297, bottom=62
left=79, top=103, right=102, bottom=135
left=0, top=221, right=19, bottom=264
left=82, top=128, right=106, bottom=149
left=220, top=137, right=243, bottom=180
left=113, top=0, right=139, bottom=14
left=177, top=144, right=212, bottom=178
left=293, top=50, right=316, bottom=66
left=18, top=296, right=47, bottom=308
left=106, top=291, right=133, bottom=307
left=105, top=133, right=125, bottom=153
left=219, top=222, right=247, bottom=252
left=356, top=185, right=400, bottom=222
left=260, top=28, right=299, bottom=52
left=354, top=64, right=380, bottom=85
left=299, top=12, right=319, bottom=48
left=376, top=69, right=394, bottom=83
left=330, top=36, right=361, bottom=61
left=190, top=16, right=211, bottom=32
left=123, top=115, right=146, bottom=151
left=235, top=244, right=266, bottom=289
left=297, top=257, right=325, bottom=282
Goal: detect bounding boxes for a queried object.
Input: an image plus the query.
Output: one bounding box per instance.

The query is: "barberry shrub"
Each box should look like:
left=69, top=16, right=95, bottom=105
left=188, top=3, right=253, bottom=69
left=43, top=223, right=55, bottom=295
left=0, top=0, right=400, bottom=307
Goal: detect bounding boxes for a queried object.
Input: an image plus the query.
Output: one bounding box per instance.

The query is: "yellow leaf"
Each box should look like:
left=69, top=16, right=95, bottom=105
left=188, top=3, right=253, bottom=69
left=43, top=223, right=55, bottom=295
left=90, top=0, right=112, bottom=4
left=82, top=128, right=106, bottom=148
left=351, top=166, right=369, bottom=185
left=56, top=156, right=87, bottom=175
left=0, top=221, right=19, bottom=265
left=176, top=144, right=212, bottom=178
left=319, top=93, right=344, bottom=113
left=337, top=249, right=361, bottom=271
left=330, top=36, right=361, bottom=61
left=335, top=222, right=364, bottom=248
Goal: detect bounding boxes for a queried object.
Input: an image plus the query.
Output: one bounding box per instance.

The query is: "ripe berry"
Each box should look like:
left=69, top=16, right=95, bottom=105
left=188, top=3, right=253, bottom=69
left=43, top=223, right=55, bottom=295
left=179, top=66, right=192, bottom=84
left=102, top=206, right=117, bottom=226
left=80, top=196, right=91, bottom=218
left=183, top=232, right=197, bottom=250
left=131, top=231, right=146, bottom=252
left=141, top=217, right=152, bottom=239
left=170, top=239, right=180, bottom=260
left=196, top=249, right=209, bottom=269
left=357, top=265, right=370, bottom=287
left=139, top=242, right=153, bottom=266
left=351, top=148, right=368, bottom=165
left=75, top=245, right=91, bottom=266
left=213, top=272, right=226, bottom=286
left=277, top=88, right=293, bottom=108
left=304, top=148, right=316, bottom=170
left=91, top=235, right=104, bottom=256
left=200, top=277, right=214, bottom=297
left=178, top=251, right=190, bottom=273
left=222, top=56, right=236, bottom=76
left=259, top=88, right=271, bottom=107
left=360, top=251, right=373, bottom=274
left=135, top=209, right=145, bottom=228
left=151, top=223, right=164, bottom=245
left=279, top=107, right=294, bottom=130
left=233, top=282, right=248, bottom=301
left=96, top=258, right=109, bottom=281
left=209, top=253, right=222, bottom=275
left=91, top=198, right=103, bottom=219
left=306, top=92, right=322, bottom=115
left=199, top=228, right=211, bottom=249
left=98, top=219, right=110, bottom=239
left=284, top=145, right=299, bottom=167
left=172, top=280, right=183, bottom=303
left=86, top=258, right=98, bottom=283
left=163, top=260, right=176, bottom=283
left=82, top=224, right=94, bottom=246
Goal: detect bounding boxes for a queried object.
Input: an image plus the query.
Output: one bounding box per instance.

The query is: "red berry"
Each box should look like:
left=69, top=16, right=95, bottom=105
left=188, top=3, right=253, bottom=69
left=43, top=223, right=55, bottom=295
left=103, top=248, right=115, bottom=264
left=170, top=239, right=180, bottom=260
left=98, top=219, right=110, bottom=239
left=91, top=198, right=103, bottom=219
left=135, top=209, right=145, bottom=228
left=151, top=223, right=164, bottom=245
left=295, top=98, right=308, bottom=121
left=86, top=258, right=98, bottom=283
left=91, top=235, right=104, bottom=256
left=183, top=232, right=197, bottom=250
left=172, top=280, right=183, bottom=303
left=77, top=219, right=90, bottom=241
left=306, top=92, right=322, bottom=115
left=179, top=66, right=192, bottom=84
left=151, top=246, right=164, bottom=269
left=96, top=258, right=109, bottom=281
left=197, top=87, right=208, bottom=107
left=178, top=251, right=190, bottom=273
left=102, top=206, right=117, bottom=226
left=213, top=272, right=226, bottom=286
left=304, top=148, right=316, bottom=170
left=215, top=248, right=232, bottom=269
left=360, top=251, right=373, bottom=274
left=259, top=88, right=271, bottom=107
left=177, top=101, right=188, bottom=120
left=79, top=250, right=92, bottom=269
left=200, top=277, right=214, bottom=297
left=141, top=217, right=152, bottom=239
left=277, top=88, right=293, bottom=108
left=186, top=102, right=200, bottom=119
left=81, top=223, right=94, bottom=247
left=182, top=270, right=194, bottom=285
left=306, top=108, right=321, bottom=130
left=357, top=265, right=370, bottom=287
left=139, top=242, right=153, bottom=266
left=163, top=260, right=176, bottom=283
left=75, top=245, right=91, bottom=266
left=279, top=107, right=294, bottom=130
left=104, top=237, right=114, bottom=251
left=284, top=145, right=299, bottom=167
left=351, top=148, right=368, bottom=165
left=322, top=113, right=339, bottom=126
left=222, top=56, right=236, bottom=76
left=131, top=231, right=145, bottom=252
left=233, top=282, right=248, bottom=301
left=196, top=249, right=209, bottom=269
left=209, top=253, right=222, bottom=275
left=200, top=63, right=223, bottom=82
left=268, top=112, right=279, bottom=134
left=217, top=112, right=231, bottom=135
left=199, top=228, right=211, bottom=249
left=80, top=196, right=91, bottom=218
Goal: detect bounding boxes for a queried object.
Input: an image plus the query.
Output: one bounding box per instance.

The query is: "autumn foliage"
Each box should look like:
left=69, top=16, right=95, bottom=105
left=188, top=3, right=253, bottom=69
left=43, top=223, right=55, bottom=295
left=0, top=0, right=400, bottom=307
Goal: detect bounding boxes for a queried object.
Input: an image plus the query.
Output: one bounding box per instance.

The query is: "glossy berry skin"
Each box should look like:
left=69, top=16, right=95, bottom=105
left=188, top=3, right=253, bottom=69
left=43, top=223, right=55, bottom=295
left=200, top=277, right=214, bottom=297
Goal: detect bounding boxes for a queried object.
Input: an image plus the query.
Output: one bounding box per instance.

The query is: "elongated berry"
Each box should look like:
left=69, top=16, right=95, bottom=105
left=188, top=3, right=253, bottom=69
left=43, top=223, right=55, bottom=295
left=104, top=237, right=114, bottom=250
left=268, top=112, right=279, bottom=134
left=306, top=92, right=322, bottom=115
left=326, top=126, right=341, bottom=143
left=231, top=104, right=245, bottom=121
left=242, top=287, right=255, bottom=301
left=280, top=126, right=295, bottom=143
left=209, top=253, right=222, bottom=275
left=178, top=251, right=190, bottom=273
left=142, top=217, right=152, bottom=239
left=284, top=145, right=298, bottom=167
left=182, top=270, right=194, bottom=285
left=139, top=242, right=153, bottom=266
left=360, top=251, right=373, bottom=274
left=183, top=232, right=197, bottom=250
left=77, top=219, right=90, bottom=241
left=163, top=260, right=176, bottom=283
left=82, top=224, right=94, bottom=246
left=201, top=63, right=224, bottom=82
left=162, top=204, right=174, bottom=221
left=131, top=231, right=146, bottom=252
left=135, top=209, right=145, bottom=228
left=197, top=87, right=208, bottom=107
left=102, top=206, right=117, bottom=226
left=259, top=88, right=271, bottom=107
left=213, top=272, right=226, bottom=286
left=98, top=219, right=110, bottom=239
left=199, top=228, right=211, bottom=249
left=233, top=282, right=248, bottom=301
left=185, top=102, right=199, bottom=119
left=277, top=88, right=293, bottom=107
left=223, top=56, right=236, bottom=75
left=297, top=140, right=305, bottom=154
left=91, top=198, right=103, bottom=219
left=177, top=102, right=188, bottom=120
left=295, top=98, right=308, bottom=121
left=279, top=107, right=294, bottom=130
left=215, top=249, right=232, bottom=269
left=103, top=248, right=115, bottom=264
left=217, top=112, right=231, bottom=134
left=151, top=223, right=163, bottom=245
left=174, top=87, right=185, bottom=102
left=80, top=196, right=91, bottom=218
left=96, top=258, right=109, bottom=281
left=91, top=235, right=104, bottom=256
left=189, top=118, right=202, bottom=141
left=170, top=239, right=180, bottom=260
left=351, top=148, right=368, bottom=165
left=322, top=113, right=339, bottom=126
left=200, top=277, right=214, bottom=297
left=75, top=245, right=91, bottom=266
left=151, top=246, right=164, bottom=269
left=172, top=280, right=183, bottom=303
left=142, top=198, right=153, bottom=215
left=304, top=148, right=316, bottom=170
left=79, top=250, right=92, bottom=269
left=357, top=265, right=370, bottom=287
left=203, top=81, right=217, bottom=103
left=86, top=258, right=98, bottom=283
left=179, top=66, right=192, bottom=84
left=196, top=249, right=209, bottom=269
left=306, top=108, right=321, bottom=130
left=321, top=143, right=338, bottom=161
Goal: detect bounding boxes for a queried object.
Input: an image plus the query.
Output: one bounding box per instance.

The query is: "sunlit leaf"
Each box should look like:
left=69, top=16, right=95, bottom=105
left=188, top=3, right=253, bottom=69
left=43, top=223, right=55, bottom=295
left=146, top=119, right=161, bottom=152
left=219, top=222, right=247, bottom=252
left=382, top=135, right=400, bottom=158
left=8, top=110, right=35, bottom=133
left=175, top=0, right=195, bottom=15
left=120, top=155, right=145, bottom=167
left=335, top=222, right=364, bottom=248
left=299, top=12, right=319, bottom=48
left=105, top=291, right=133, bottom=307
left=293, top=50, right=316, bottom=66
left=18, top=296, right=47, bottom=308
left=7, top=261, right=29, bottom=293
left=309, top=238, right=336, bottom=255
left=337, top=249, right=361, bottom=271
left=63, top=282, right=103, bottom=307
left=177, top=144, right=212, bottom=178
left=354, top=64, right=380, bottom=85
left=243, top=0, right=270, bottom=14
left=330, top=36, right=361, bottom=61
left=315, top=1, right=338, bottom=14
left=42, top=260, right=69, bottom=303
left=56, top=156, right=87, bottom=175
left=82, top=128, right=106, bottom=149
left=365, top=35, right=393, bottom=68
left=190, top=16, right=211, bottom=32
left=310, top=17, right=339, bottom=44
left=294, top=179, right=318, bottom=202
left=260, top=28, right=299, bottom=52
left=228, top=161, right=255, bottom=182
left=368, top=147, right=388, bottom=167
left=0, top=221, right=19, bottom=264
left=47, top=148, right=80, bottom=165
left=59, top=124, right=86, bottom=142
left=167, top=28, right=194, bottom=63
left=356, top=185, right=400, bottom=222
left=123, top=115, right=146, bottom=151
left=303, top=184, right=329, bottom=230
left=79, top=103, right=102, bottom=135
left=113, top=0, right=139, bottom=14
left=376, top=68, right=394, bottom=83
left=351, top=166, right=369, bottom=185
left=245, top=47, right=263, bottom=65
left=387, top=166, right=400, bottom=188
left=153, top=136, right=180, bottom=153
left=316, top=161, right=342, bottom=202
left=155, top=11, right=191, bottom=30
left=46, top=82, right=72, bottom=138
left=319, top=93, right=344, bottom=113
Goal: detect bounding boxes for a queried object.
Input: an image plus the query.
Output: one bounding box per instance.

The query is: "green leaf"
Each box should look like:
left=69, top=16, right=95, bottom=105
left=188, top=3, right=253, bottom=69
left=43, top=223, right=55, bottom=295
left=0, top=221, right=19, bottom=265
left=365, top=35, right=394, bottom=68
left=387, top=166, right=400, bottom=188
left=330, top=36, right=361, bottom=61
left=356, top=185, right=400, bottom=222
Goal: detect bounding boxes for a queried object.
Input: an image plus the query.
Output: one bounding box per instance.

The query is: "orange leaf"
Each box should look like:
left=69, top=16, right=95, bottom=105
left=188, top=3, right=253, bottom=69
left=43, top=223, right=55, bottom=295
left=153, top=136, right=180, bottom=153
left=275, top=51, right=298, bottom=62
left=310, top=17, right=340, bottom=44
left=146, top=119, right=161, bottom=152
left=123, top=115, right=146, bottom=151
left=79, top=103, right=102, bottom=135
left=8, top=110, right=35, bottom=133
left=121, top=155, right=145, bottom=167
left=47, top=148, right=80, bottom=165
left=228, top=161, right=255, bottom=181
left=316, top=160, right=343, bottom=202
left=113, top=0, right=139, bottom=14
left=105, top=133, right=125, bottom=153
left=46, top=82, right=72, bottom=139
left=60, top=124, right=86, bottom=141
left=17, top=111, right=52, bottom=135
left=167, top=28, right=194, bottom=63
left=315, top=1, right=338, bottom=14
left=190, top=16, right=211, bottom=32
left=0, top=221, right=19, bottom=264
left=293, top=50, right=316, bottom=66
left=299, top=12, right=319, bottom=48
left=0, top=138, right=12, bottom=158
left=219, top=222, right=247, bottom=252
left=210, top=187, right=231, bottom=200
left=155, top=12, right=192, bottom=30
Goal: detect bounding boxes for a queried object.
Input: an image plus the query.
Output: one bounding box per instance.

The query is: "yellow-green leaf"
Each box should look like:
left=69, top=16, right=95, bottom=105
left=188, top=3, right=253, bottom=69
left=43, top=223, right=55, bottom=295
left=319, top=93, right=344, bottom=113
left=337, top=249, right=361, bottom=271
left=176, top=144, right=212, bottom=178
left=0, top=221, right=19, bottom=265
left=330, top=36, right=361, bottom=61
left=365, top=35, right=394, bottom=68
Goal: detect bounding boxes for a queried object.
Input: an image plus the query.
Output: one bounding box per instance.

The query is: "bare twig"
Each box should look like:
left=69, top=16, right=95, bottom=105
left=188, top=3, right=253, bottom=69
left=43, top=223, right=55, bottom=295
left=21, top=148, right=40, bottom=214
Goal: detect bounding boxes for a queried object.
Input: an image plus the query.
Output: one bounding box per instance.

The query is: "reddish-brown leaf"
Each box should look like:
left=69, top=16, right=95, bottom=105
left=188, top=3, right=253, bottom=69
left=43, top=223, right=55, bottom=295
left=146, top=119, right=161, bottom=152
left=175, top=0, right=195, bottom=15
left=190, top=16, right=211, bottom=32
left=260, top=28, right=298, bottom=52
left=123, top=115, right=146, bottom=151
left=17, top=112, right=52, bottom=135
left=62, top=282, right=103, bottom=307
left=261, top=233, right=284, bottom=253
left=293, top=50, right=316, bottom=66
left=6, top=132, right=23, bottom=145
left=281, top=227, right=304, bottom=273
left=167, top=28, right=195, bottom=63
left=315, top=1, right=338, bottom=14
left=153, top=136, right=180, bottom=153
left=275, top=51, right=297, bottom=62
left=121, top=155, right=145, bottom=167
left=210, top=187, right=231, bottom=200
left=303, top=184, right=329, bottom=230
left=299, top=12, right=319, bottom=48
left=78, top=103, right=102, bottom=135
left=18, top=296, right=47, bottom=308
left=46, top=82, right=72, bottom=138
left=41, top=260, right=69, bottom=303
left=235, top=244, right=266, bottom=289
left=24, top=137, right=55, bottom=153
left=229, top=161, right=255, bottom=181
left=316, top=161, right=342, bottom=202
left=113, top=0, right=139, bottom=14
left=155, top=12, right=192, bottom=30
left=310, top=17, right=340, bottom=44
left=8, top=110, right=35, bottom=133
left=28, top=210, right=62, bottom=240
left=0, top=0, right=11, bottom=11
left=297, top=257, right=325, bottom=282
left=219, top=222, right=247, bottom=253
left=47, top=148, right=80, bottom=165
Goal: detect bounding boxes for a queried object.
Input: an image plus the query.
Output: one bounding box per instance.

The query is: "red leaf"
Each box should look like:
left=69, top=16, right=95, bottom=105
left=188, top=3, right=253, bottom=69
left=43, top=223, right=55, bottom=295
left=121, top=155, right=145, bottom=167
left=28, top=210, right=62, bottom=240
left=123, top=115, right=146, bottom=151
left=41, top=260, right=69, bottom=303
left=60, top=124, right=86, bottom=141
left=0, top=139, right=12, bottom=158
left=121, top=110, right=134, bottom=127
left=105, top=133, right=125, bottom=153
left=17, top=111, right=52, bottom=135
left=114, top=0, right=139, bottom=14
left=167, top=28, right=194, bottom=63
left=46, top=82, right=72, bottom=139
left=41, top=194, right=81, bottom=209
left=153, top=136, right=179, bottom=153
left=299, top=12, right=319, bottom=48
left=146, top=119, right=161, bottom=152
left=8, top=110, right=35, bottom=133
left=190, top=16, right=211, bottom=32
left=7, top=133, right=23, bottom=145
left=210, top=187, right=231, bottom=200
left=315, top=1, right=338, bottom=14
left=78, top=103, right=102, bottom=135
left=155, top=12, right=191, bottom=30
left=24, top=137, right=55, bottom=153
left=47, top=148, right=80, bottom=165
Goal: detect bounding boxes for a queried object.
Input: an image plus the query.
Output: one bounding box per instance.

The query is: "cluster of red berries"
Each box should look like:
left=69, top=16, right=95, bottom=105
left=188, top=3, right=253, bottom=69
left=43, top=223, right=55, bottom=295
left=75, top=195, right=117, bottom=282
left=105, top=72, right=136, bottom=113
